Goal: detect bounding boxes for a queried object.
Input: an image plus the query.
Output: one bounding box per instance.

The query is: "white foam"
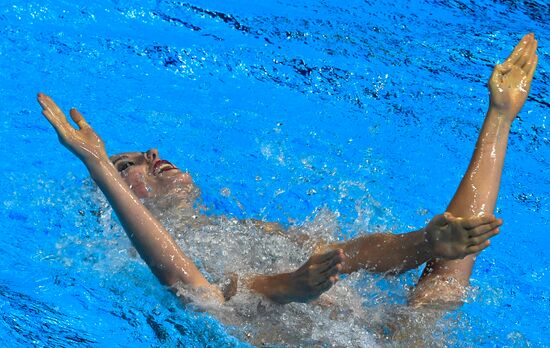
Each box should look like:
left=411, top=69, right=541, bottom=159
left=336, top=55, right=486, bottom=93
left=69, top=185, right=460, bottom=346
left=147, top=200, right=381, bottom=346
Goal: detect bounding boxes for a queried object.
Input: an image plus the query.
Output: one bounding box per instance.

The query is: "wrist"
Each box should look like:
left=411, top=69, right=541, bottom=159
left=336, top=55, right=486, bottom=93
left=423, top=223, right=447, bottom=260
left=85, top=158, right=117, bottom=180
left=487, top=104, right=518, bottom=124
left=419, top=227, right=434, bottom=258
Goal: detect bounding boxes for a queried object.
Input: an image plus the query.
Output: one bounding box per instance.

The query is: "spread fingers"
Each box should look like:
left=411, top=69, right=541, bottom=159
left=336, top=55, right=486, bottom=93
left=70, top=108, right=91, bottom=130
left=469, top=227, right=500, bottom=246
left=460, top=215, right=497, bottom=229
left=315, top=249, right=341, bottom=263
left=37, top=93, right=73, bottom=136
left=315, top=275, right=339, bottom=291
left=320, top=263, right=342, bottom=277
left=316, top=254, right=344, bottom=275
left=468, top=219, right=503, bottom=237
left=465, top=240, right=491, bottom=254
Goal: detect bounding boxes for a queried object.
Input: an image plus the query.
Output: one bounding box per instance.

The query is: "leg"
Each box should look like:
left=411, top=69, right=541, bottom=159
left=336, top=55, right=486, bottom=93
left=409, top=34, right=538, bottom=307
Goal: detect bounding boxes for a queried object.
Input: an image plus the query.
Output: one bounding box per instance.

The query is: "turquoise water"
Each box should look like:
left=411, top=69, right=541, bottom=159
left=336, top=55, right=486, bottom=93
left=1, top=0, right=549, bottom=346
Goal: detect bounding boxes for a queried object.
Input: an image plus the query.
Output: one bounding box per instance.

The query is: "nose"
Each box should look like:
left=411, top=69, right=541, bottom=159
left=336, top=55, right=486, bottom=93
left=145, top=148, right=159, bottom=163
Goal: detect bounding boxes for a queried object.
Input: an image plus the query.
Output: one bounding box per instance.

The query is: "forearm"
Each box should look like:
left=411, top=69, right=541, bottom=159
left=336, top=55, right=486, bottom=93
left=448, top=106, right=512, bottom=216
left=420, top=106, right=513, bottom=285
left=247, top=273, right=294, bottom=304
left=36, top=93, right=212, bottom=292
left=336, top=230, right=431, bottom=274
left=86, top=159, right=210, bottom=289
left=416, top=106, right=516, bottom=293
left=409, top=33, right=536, bottom=308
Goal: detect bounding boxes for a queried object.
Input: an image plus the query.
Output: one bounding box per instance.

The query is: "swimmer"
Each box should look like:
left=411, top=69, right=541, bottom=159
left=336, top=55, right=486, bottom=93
left=38, top=33, right=537, bottom=310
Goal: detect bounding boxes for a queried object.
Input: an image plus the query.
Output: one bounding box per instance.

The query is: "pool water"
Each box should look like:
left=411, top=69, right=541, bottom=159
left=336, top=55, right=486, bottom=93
left=1, top=0, right=549, bottom=346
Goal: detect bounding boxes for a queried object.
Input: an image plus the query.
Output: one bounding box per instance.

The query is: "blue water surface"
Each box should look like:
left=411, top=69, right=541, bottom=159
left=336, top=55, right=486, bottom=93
left=1, top=0, right=549, bottom=346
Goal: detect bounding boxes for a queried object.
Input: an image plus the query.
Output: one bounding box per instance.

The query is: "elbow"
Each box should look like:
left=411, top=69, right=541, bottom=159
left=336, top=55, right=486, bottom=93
left=169, top=283, right=225, bottom=307
left=163, top=274, right=225, bottom=306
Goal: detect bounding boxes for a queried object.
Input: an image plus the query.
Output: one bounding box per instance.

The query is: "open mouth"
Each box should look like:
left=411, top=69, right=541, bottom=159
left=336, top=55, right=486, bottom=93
left=152, top=160, right=178, bottom=175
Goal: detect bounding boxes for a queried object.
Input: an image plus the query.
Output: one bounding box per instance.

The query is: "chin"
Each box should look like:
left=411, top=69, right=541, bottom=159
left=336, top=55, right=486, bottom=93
left=134, top=186, right=151, bottom=199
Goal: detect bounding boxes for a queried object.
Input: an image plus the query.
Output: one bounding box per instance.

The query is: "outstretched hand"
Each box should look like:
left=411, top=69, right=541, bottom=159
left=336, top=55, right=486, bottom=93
left=489, top=33, right=538, bottom=118
left=425, top=213, right=502, bottom=259
left=37, top=93, right=108, bottom=164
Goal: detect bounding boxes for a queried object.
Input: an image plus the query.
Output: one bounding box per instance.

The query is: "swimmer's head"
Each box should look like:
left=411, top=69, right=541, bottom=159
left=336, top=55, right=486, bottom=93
left=110, top=149, right=195, bottom=199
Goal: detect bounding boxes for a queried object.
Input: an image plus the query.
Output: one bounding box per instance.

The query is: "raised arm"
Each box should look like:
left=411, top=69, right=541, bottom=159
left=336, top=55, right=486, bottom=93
left=325, top=213, right=501, bottom=274
left=37, top=93, right=223, bottom=302
left=409, top=33, right=538, bottom=307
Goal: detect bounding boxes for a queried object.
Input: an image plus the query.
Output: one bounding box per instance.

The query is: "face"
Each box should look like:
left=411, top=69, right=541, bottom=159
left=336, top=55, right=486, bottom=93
left=110, top=149, right=195, bottom=199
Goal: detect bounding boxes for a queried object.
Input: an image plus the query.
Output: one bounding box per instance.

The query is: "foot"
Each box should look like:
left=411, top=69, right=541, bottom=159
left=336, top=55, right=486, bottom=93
left=249, top=249, right=345, bottom=304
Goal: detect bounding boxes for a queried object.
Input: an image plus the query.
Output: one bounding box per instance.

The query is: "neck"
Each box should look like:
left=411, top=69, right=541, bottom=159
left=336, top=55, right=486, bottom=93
left=143, top=191, right=210, bottom=229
